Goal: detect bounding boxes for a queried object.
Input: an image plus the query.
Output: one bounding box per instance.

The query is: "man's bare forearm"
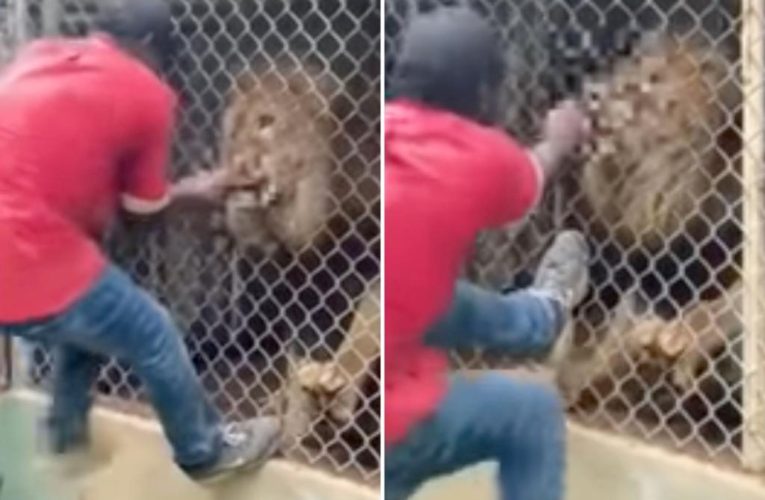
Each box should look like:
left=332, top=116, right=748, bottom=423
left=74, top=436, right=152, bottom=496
left=167, top=182, right=224, bottom=212
left=120, top=176, right=225, bottom=227
left=528, top=141, right=567, bottom=186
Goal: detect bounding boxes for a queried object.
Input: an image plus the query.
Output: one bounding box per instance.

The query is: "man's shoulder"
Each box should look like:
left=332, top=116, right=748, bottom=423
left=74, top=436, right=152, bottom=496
left=7, top=35, right=159, bottom=90
left=86, top=36, right=172, bottom=95
left=387, top=99, right=512, bottom=149
left=13, top=35, right=118, bottom=67
left=83, top=36, right=177, bottom=117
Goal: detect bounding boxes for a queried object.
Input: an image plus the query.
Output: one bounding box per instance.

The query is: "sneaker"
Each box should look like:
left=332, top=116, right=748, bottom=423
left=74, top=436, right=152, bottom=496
left=183, top=416, right=282, bottom=483
left=532, top=230, right=590, bottom=311
left=532, top=230, right=590, bottom=367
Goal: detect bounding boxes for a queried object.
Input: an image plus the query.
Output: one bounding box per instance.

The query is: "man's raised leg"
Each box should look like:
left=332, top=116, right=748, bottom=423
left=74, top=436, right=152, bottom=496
left=386, top=373, right=565, bottom=500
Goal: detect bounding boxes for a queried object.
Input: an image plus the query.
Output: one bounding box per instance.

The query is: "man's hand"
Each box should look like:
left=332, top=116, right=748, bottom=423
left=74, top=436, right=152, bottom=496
left=543, top=99, right=591, bottom=158
left=530, top=99, right=591, bottom=183
left=172, top=168, right=230, bottom=204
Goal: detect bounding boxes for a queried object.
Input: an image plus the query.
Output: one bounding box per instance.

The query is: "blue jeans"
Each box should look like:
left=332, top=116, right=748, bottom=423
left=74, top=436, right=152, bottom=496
left=0, top=265, right=223, bottom=468
left=386, top=281, right=566, bottom=500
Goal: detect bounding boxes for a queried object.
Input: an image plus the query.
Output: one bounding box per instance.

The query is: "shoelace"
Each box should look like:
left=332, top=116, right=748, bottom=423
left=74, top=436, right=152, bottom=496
left=222, top=422, right=249, bottom=447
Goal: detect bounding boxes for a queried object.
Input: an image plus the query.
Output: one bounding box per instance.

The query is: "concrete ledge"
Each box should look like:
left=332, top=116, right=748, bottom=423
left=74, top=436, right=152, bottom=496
left=3, top=389, right=378, bottom=500
left=8, top=388, right=764, bottom=499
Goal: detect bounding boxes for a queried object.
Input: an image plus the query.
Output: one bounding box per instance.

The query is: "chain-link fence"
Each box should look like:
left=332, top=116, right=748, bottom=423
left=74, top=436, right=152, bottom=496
left=0, top=1, right=15, bottom=63
left=7, top=0, right=380, bottom=483
left=387, top=0, right=765, bottom=471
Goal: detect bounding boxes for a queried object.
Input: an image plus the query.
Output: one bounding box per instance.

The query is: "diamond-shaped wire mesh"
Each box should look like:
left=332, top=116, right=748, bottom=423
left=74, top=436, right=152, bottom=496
left=387, top=0, right=764, bottom=469
left=8, top=0, right=380, bottom=482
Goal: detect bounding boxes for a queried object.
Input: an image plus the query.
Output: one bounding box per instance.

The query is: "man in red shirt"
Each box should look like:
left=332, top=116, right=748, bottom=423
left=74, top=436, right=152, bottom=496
left=0, top=0, right=279, bottom=482
left=385, top=6, right=591, bottom=500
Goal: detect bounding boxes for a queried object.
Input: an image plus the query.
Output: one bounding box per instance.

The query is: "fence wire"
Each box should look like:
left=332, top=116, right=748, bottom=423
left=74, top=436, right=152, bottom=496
left=387, top=0, right=764, bottom=469
left=0, top=1, right=14, bottom=63
left=11, top=0, right=381, bottom=482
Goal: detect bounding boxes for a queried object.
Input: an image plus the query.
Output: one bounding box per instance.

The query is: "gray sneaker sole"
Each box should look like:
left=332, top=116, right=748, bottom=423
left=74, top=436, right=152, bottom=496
left=191, top=432, right=282, bottom=485
left=533, top=230, right=590, bottom=309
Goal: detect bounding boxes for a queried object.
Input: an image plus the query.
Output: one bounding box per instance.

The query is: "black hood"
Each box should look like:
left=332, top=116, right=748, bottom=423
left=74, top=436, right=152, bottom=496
left=388, top=6, right=506, bottom=124
left=93, top=0, right=177, bottom=73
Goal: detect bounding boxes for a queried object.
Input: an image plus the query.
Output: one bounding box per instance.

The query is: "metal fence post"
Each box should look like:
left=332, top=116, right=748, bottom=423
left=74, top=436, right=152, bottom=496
left=40, top=0, right=61, bottom=36
left=741, top=0, right=765, bottom=472
left=13, top=0, right=28, bottom=44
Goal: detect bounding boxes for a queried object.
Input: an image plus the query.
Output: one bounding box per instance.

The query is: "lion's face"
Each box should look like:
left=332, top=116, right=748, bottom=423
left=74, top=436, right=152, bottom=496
left=219, top=64, right=337, bottom=252
left=580, top=35, right=735, bottom=245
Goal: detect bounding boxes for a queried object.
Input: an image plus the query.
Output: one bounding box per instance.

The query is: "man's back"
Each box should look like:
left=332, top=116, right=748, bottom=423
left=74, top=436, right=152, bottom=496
left=384, top=100, right=542, bottom=445
left=0, top=35, right=176, bottom=322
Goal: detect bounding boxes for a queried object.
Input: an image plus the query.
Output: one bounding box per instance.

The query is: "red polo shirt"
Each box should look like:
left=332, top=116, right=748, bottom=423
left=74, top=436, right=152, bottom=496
left=385, top=100, right=543, bottom=446
left=0, top=35, right=176, bottom=322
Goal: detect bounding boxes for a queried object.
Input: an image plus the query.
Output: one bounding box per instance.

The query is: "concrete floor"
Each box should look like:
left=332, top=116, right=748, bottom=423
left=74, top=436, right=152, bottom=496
left=5, top=390, right=765, bottom=500
left=0, top=392, right=377, bottom=500
left=413, top=424, right=765, bottom=500
left=0, top=395, right=67, bottom=500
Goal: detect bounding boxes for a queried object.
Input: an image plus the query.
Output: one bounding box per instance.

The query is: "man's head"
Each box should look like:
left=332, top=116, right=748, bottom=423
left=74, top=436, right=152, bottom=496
left=93, top=0, right=177, bottom=75
left=389, top=6, right=506, bottom=124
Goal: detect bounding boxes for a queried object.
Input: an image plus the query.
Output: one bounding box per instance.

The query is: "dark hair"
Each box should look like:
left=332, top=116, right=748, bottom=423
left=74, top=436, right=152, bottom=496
left=93, top=0, right=177, bottom=74
left=388, top=6, right=506, bottom=124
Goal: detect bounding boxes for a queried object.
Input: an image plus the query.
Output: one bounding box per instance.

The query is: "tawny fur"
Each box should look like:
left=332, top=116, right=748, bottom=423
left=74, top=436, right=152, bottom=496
left=554, top=34, right=743, bottom=406
left=281, top=280, right=380, bottom=435
left=220, top=60, right=338, bottom=253
left=556, top=284, right=741, bottom=405
left=580, top=33, right=739, bottom=250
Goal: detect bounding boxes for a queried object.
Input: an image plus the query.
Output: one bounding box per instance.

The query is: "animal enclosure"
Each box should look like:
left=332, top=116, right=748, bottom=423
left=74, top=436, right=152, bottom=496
left=387, top=0, right=765, bottom=472
left=3, top=0, right=381, bottom=484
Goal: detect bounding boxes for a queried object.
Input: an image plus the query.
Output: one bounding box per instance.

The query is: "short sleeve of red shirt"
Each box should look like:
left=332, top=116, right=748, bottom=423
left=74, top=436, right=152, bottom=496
left=474, top=129, right=544, bottom=227
left=119, top=70, right=176, bottom=208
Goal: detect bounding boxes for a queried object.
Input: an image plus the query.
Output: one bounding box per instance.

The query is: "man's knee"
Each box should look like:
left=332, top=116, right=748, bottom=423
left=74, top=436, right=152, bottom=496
left=122, top=287, right=180, bottom=347
left=134, top=326, right=186, bottom=375
left=525, top=382, right=564, bottom=429
left=507, top=380, right=565, bottom=456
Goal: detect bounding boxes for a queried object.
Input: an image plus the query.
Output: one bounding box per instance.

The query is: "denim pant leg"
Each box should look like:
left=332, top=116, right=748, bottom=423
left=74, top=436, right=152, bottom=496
left=425, top=280, right=564, bottom=355
left=48, top=345, right=106, bottom=452
left=2, top=265, right=224, bottom=467
left=386, top=373, right=565, bottom=500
